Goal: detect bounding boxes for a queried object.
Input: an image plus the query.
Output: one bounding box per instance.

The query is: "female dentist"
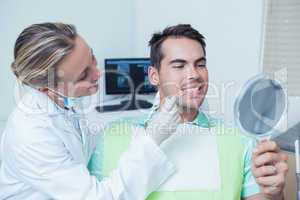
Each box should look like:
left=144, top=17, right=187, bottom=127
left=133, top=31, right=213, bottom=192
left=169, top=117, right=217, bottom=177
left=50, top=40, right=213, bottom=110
left=0, top=22, right=180, bottom=200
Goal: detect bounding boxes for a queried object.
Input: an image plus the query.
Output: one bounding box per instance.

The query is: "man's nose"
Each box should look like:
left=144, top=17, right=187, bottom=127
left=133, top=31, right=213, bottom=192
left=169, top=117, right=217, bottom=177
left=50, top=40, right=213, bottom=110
left=186, top=65, right=199, bottom=80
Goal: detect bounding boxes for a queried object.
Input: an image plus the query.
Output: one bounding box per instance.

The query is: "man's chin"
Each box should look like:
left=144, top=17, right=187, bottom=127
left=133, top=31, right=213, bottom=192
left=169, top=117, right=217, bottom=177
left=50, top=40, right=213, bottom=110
left=180, top=103, right=201, bottom=112
left=180, top=99, right=204, bottom=112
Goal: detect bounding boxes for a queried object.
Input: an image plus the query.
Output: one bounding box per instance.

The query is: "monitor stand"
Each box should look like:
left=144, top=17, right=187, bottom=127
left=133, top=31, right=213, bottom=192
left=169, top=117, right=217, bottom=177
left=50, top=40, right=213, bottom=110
left=119, top=99, right=153, bottom=110
left=95, top=90, right=153, bottom=112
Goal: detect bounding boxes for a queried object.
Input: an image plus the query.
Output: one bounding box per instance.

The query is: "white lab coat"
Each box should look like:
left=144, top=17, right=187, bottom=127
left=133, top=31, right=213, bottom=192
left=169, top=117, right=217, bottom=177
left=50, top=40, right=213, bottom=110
left=0, top=86, right=175, bottom=200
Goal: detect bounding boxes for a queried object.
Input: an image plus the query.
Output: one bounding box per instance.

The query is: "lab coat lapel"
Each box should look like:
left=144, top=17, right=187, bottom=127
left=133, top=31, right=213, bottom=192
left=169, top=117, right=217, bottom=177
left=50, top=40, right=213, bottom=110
left=51, top=114, right=86, bottom=163
left=77, top=116, right=99, bottom=161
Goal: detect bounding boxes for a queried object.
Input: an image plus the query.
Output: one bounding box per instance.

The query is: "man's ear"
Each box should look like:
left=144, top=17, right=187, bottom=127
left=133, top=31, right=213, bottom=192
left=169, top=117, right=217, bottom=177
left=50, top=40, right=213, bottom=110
left=148, top=66, right=160, bottom=86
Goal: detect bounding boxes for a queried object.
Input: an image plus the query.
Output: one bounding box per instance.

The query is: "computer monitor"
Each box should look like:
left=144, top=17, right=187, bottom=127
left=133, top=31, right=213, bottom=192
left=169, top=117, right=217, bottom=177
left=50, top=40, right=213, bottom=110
left=105, top=58, right=156, bottom=95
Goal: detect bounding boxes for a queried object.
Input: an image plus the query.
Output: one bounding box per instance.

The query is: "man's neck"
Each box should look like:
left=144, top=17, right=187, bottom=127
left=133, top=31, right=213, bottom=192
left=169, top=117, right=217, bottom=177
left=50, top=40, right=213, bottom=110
left=180, top=108, right=199, bottom=122
left=159, top=95, right=199, bottom=122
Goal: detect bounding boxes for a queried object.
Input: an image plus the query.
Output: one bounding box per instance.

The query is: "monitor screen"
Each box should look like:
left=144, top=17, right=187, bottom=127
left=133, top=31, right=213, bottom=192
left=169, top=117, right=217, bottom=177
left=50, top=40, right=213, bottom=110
left=105, top=58, right=157, bottom=94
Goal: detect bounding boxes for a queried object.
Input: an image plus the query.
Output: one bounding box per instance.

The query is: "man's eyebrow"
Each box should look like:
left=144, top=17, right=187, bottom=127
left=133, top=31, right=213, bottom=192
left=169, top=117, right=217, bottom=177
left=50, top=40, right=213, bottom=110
left=169, top=59, right=187, bottom=64
left=195, top=57, right=207, bottom=63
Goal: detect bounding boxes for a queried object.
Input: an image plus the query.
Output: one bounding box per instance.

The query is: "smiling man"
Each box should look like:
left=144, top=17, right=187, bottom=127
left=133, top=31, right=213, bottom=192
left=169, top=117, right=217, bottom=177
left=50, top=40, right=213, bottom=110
left=90, top=24, right=289, bottom=200
left=145, top=24, right=289, bottom=200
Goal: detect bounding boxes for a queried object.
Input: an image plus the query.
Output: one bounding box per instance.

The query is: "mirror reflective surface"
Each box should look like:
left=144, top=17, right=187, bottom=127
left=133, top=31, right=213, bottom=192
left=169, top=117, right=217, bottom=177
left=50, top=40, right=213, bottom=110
left=234, top=74, right=288, bottom=139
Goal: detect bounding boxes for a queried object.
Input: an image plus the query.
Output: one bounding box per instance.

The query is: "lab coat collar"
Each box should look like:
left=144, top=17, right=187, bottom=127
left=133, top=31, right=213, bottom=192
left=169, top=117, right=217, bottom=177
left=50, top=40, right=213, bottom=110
left=16, top=84, right=65, bottom=116
left=16, top=85, right=88, bottom=163
left=18, top=85, right=85, bottom=133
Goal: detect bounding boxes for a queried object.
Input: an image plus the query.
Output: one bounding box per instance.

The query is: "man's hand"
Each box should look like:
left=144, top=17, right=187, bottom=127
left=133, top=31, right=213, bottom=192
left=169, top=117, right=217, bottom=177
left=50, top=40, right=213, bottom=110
left=145, top=96, right=182, bottom=145
left=251, top=140, right=289, bottom=200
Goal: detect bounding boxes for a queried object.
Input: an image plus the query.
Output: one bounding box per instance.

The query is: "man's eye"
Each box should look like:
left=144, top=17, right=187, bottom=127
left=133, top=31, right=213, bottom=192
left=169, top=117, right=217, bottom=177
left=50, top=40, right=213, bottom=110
left=173, top=65, right=184, bottom=68
left=197, top=62, right=207, bottom=67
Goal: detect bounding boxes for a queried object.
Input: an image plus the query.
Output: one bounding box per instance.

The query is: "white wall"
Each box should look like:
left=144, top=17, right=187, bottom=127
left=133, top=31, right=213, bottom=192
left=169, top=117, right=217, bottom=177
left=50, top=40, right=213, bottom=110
left=132, top=0, right=264, bottom=122
left=0, top=0, right=134, bottom=129
left=0, top=0, right=265, bottom=129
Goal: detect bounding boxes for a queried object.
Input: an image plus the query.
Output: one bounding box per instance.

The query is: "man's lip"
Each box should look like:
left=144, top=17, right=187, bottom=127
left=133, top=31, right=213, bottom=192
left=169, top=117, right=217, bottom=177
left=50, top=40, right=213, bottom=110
left=181, top=85, right=205, bottom=98
left=180, top=80, right=205, bottom=89
left=181, top=83, right=204, bottom=91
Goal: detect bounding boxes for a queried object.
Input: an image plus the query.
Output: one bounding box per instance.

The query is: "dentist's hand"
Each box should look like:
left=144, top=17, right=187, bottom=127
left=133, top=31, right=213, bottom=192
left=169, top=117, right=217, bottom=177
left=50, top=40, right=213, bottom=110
left=145, top=96, right=182, bottom=145
left=251, top=140, right=289, bottom=200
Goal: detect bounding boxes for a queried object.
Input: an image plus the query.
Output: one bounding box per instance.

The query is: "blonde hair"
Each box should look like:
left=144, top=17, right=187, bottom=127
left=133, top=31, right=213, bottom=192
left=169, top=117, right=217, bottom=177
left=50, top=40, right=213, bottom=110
left=11, top=22, right=77, bottom=87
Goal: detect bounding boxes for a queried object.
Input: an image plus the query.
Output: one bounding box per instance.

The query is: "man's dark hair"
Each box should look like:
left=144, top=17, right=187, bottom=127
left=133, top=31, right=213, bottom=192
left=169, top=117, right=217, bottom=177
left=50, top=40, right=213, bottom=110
left=148, top=24, right=206, bottom=70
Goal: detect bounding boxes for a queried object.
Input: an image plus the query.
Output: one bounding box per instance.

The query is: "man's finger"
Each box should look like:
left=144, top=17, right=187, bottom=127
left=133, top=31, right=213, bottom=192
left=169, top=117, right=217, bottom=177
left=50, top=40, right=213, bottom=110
left=260, top=186, right=282, bottom=197
left=275, top=161, right=289, bottom=175
left=253, top=141, right=280, bottom=156
left=253, top=152, right=283, bottom=167
left=158, top=96, right=178, bottom=115
left=162, top=96, right=178, bottom=111
left=252, top=165, right=277, bottom=178
left=256, top=173, right=285, bottom=187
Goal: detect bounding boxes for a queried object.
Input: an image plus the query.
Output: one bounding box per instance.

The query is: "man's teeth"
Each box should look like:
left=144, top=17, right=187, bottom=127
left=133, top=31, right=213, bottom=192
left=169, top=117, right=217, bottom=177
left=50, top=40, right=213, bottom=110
left=182, top=85, right=202, bottom=90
